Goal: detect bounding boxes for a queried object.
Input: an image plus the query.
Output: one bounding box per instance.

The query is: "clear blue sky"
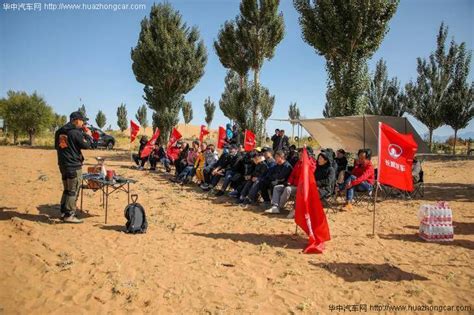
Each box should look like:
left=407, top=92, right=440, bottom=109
left=1, top=0, right=473, bottom=139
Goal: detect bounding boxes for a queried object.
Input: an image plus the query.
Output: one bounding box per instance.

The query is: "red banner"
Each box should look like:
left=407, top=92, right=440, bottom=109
left=244, top=129, right=256, bottom=151
left=166, top=127, right=183, bottom=161
left=295, top=147, right=330, bottom=254
left=199, top=125, right=210, bottom=143
left=140, top=128, right=160, bottom=158
left=130, top=120, right=140, bottom=143
left=167, top=128, right=182, bottom=148
left=217, top=126, right=226, bottom=149
left=378, top=122, right=418, bottom=192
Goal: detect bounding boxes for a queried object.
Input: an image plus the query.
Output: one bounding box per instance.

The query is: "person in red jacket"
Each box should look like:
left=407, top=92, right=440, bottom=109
left=341, top=149, right=375, bottom=211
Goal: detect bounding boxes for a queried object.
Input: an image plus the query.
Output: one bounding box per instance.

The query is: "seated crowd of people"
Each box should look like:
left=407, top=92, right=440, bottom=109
left=130, top=128, right=394, bottom=217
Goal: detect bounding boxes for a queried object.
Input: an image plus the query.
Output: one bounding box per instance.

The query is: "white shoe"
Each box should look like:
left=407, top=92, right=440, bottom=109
left=287, top=209, right=295, bottom=219
left=264, top=206, right=280, bottom=214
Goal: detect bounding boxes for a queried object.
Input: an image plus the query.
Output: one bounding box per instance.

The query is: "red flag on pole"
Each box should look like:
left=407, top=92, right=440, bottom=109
left=294, top=147, right=331, bottom=254
left=244, top=129, right=256, bottom=151
left=130, top=120, right=140, bottom=143
left=199, top=125, right=210, bottom=143
left=166, top=127, right=183, bottom=161
left=167, top=127, right=182, bottom=149
left=217, top=126, right=226, bottom=149
left=378, top=122, right=418, bottom=192
left=140, top=128, right=160, bottom=158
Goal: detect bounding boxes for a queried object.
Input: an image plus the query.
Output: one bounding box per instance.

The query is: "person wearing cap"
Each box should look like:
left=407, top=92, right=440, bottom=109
left=54, top=111, right=92, bottom=223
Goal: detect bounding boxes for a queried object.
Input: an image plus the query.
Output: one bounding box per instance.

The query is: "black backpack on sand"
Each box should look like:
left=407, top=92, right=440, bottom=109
left=124, top=194, right=147, bottom=234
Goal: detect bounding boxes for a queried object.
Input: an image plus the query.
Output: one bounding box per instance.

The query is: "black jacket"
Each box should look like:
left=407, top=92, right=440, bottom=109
left=252, top=161, right=269, bottom=178
left=335, top=156, right=348, bottom=174
left=55, top=122, right=92, bottom=171
left=271, top=134, right=280, bottom=151
left=314, top=163, right=336, bottom=196
left=266, top=161, right=293, bottom=185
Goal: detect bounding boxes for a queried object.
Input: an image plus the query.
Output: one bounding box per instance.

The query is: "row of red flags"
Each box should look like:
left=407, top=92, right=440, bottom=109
left=131, top=120, right=258, bottom=156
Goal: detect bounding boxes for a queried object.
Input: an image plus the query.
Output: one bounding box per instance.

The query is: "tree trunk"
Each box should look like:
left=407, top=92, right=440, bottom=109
left=29, top=131, right=35, bottom=146
left=253, top=69, right=260, bottom=132
left=429, top=129, right=433, bottom=152
left=13, top=131, right=18, bottom=145
left=453, top=129, right=458, bottom=156
left=292, top=124, right=295, bottom=141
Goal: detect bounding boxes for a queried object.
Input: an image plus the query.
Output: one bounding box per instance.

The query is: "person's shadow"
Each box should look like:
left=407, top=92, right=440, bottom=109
left=0, top=206, right=53, bottom=223
left=0, top=204, right=98, bottom=224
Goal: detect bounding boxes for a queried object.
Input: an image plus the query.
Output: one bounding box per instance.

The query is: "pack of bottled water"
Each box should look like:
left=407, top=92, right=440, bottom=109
left=417, top=201, right=453, bottom=242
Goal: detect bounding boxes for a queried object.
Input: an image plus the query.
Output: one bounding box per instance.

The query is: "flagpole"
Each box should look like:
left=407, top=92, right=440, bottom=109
left=372, top=181, right=379, bottom=236
left=372, top=122, right=382, bottom=236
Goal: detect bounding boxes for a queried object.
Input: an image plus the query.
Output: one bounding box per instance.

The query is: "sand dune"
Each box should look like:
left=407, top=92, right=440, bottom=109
left=0, top=146, right=473, bottom=314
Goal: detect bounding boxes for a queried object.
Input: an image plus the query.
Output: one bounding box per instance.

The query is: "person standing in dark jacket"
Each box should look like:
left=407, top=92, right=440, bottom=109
left=271, top=129, right=280, bottom=152
left=54, top=111, right=92, bottom=223
left=276, top=130, right=290, bottom=153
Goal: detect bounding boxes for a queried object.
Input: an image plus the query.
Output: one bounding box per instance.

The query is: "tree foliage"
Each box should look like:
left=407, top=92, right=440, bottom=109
left=131, top=3, right=207, bottom=142
left=440, top=42, right=474, bottom=154
left=215, top=0, right=284, bottom=135
left=405, top=23, right=461, bottom=150
left=135, top=104, right=148, bottom=128
left=204, top=97, right=216, bottom=129
left=51, top=113, right=67, bottom=131
left=95, top=110, right=107, bottom=129
left=288, top=102, right=300, bottom=139
left=294, top=0, right=398, bottom=117
left=366, top=58, right=408, bottom=117
left=219, top=70, right=274, bottom=143
left=78, top=104, right=87, bottom=119
left=214, top=21, right=252, bottom=88
left=0, top=90, right=54, bottom=145
left=238, top=0, right=284, bottom=130
left=117, top=103, right=128, bottom=132
left=182, top=101, right=193, bottom=125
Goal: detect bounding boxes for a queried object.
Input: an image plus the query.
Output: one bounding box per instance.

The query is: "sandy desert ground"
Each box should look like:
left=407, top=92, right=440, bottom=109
left=0, top=146, right=473, bottom=314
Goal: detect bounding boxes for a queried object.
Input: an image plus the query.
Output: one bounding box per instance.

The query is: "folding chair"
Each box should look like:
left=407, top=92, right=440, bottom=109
left=409, top=170, right=425, bottom=198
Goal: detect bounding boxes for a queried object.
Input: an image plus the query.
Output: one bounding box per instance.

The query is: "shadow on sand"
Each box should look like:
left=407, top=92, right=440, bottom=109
left=379, top=233, right=474, bottom=250
left=189, top=232, right=307, bottom=250
left=309, top=262, right=429, bottom=282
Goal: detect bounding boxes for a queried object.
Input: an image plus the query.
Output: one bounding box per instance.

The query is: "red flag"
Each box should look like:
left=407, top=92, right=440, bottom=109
left=295, top=148, right=331, bottom=254
left=199, top=125, right=210, bottom=143
left=167, top=127, right=182, bottom=149
left=217, top=126, right=226, bottom=149
left=130, top=120, right=140, bottom=143
left=140, top=128, right=160, bottom=158
left=166, top=128, right=183, bottom=161
left=378, top=122, right=418, bottom=192
left=244, top=129, right=256, bottom=151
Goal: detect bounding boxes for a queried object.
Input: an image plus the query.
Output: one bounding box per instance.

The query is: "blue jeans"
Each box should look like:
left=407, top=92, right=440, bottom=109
left=342, top=175, right=373, bottom=202
left=247, top=179, right=262, bottom=202
left=220, top=170, right=235, bottom=192
left=177, top=165, right=194, bottom=182
left=160, top=157, right=171, bottom=169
